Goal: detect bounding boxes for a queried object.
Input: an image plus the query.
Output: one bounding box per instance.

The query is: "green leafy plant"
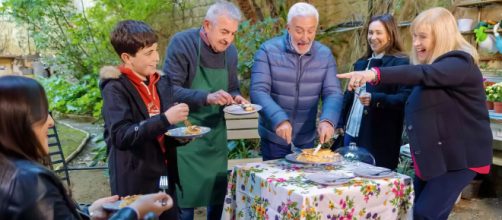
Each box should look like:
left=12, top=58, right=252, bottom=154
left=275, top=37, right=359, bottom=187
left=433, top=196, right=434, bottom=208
left=234, top=17, right=285, bottom=97
left=37, top=75, right=102, bottom=118
left=486, top=82, right=502, bottom=102
left=474, top=26, right=488, bottom=43
left=227, top=139, right=260, bottom=159
left=90, top=134, right=108, bottom=166
left=396, top=156, right=414, bottom=178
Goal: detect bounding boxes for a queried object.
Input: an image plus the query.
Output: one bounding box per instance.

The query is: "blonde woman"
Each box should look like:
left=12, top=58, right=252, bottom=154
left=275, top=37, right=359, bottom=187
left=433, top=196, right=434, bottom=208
left=338, top=7, right=492, bottom=219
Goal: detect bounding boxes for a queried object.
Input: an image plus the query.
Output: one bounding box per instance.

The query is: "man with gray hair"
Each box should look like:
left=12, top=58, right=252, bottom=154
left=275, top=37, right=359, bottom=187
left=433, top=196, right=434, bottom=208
left=250, top=2, right=343, bottom=160
left=162, top=1, right=248, bottom=219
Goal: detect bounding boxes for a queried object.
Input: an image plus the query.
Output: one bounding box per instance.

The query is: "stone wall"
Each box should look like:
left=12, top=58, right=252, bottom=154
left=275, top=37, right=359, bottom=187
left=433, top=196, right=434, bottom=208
left=0, top=17, right=35, bottom=57
left=172, top=0, right=216, bottom=30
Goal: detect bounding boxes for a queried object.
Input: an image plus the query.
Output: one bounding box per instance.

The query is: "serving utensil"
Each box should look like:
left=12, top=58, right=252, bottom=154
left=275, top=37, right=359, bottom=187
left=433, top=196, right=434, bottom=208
left=312, top=143, right=322, bottom=155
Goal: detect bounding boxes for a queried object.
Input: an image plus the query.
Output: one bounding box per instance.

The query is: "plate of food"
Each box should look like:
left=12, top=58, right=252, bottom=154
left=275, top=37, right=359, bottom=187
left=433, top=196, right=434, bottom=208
left=305, top=171, right=355, bottom=186
left=102, top=195, right=140, bottom=211
left=223, top=104, right=262, bottom=115
left=353, top=166, right=394, bottom=178
left=165, top=125, right=210, bottom=138
left=285, top=148, right=342, bottom=165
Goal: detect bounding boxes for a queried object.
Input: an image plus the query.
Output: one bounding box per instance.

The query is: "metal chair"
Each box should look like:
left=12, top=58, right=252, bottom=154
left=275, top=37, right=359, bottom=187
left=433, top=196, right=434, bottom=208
left=47, top=122, right=71, bottom=186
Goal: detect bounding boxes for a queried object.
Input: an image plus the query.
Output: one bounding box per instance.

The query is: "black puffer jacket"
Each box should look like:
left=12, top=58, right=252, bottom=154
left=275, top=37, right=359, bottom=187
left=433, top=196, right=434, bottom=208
left=0, top=157, right=137, bottom=220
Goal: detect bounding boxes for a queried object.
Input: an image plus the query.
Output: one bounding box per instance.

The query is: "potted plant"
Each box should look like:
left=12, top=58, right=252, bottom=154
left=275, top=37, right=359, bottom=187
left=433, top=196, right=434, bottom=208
left=485, top=80, right=496, bottom=110
left=486, top=82, right=502, bottom=113
left=474, top=24, right=497, bottom=54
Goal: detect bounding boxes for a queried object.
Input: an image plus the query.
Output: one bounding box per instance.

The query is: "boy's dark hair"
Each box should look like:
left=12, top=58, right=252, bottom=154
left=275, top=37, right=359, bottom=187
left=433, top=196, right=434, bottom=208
left=110, top=20, right=158, bottom=57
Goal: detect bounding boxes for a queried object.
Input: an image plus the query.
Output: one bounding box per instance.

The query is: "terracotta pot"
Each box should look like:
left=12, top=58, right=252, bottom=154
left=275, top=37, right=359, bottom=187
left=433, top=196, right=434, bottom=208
left=487, top=101, right=494, bottom=110
left=494, top=102, right=502, bottom=113
left=484, top=81, right=496, bottom=88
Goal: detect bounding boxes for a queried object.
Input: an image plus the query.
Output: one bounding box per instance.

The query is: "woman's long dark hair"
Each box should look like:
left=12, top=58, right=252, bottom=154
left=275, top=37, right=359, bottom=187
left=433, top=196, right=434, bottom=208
left=362, top=14, right=405, bottom=59
left=0, top=75, right=49, bottom=162
left=0, top=76, right=79, bottom=217
left=0, top=76, right=49, bottom=194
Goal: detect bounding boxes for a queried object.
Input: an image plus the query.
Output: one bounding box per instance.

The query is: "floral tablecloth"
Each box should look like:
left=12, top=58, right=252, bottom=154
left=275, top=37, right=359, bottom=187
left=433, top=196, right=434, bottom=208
left=222, top=160, right=414, bottom=220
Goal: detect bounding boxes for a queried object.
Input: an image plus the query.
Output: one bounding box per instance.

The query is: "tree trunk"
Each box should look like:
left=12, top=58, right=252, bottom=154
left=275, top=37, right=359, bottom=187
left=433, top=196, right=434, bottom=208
left=235, top=0, right=258, bottom=23
left=251, top=0, right=264, bottom=21
left=265, top=0, right=278, bottom=18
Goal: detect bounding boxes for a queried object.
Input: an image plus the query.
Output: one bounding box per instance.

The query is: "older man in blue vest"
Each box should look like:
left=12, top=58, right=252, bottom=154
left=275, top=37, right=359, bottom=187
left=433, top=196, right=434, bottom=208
left=250, top=2, right=343, bottom=160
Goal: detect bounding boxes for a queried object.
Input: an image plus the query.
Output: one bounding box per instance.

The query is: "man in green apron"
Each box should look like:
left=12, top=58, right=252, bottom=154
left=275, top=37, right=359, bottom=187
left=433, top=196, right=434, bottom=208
left=162, top=2, right=247, bottom=219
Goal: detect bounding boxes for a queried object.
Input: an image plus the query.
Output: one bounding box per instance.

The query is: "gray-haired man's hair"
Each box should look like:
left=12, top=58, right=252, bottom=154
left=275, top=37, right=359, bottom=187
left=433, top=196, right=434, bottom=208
left=205, top=1, right=242, bottom=23
left=287, top=2, right=319, bottom=24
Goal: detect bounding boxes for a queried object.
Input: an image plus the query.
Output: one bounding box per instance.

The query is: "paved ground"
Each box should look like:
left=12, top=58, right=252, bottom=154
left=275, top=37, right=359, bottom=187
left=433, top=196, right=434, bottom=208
left=62, top=118, right=502, bottom=219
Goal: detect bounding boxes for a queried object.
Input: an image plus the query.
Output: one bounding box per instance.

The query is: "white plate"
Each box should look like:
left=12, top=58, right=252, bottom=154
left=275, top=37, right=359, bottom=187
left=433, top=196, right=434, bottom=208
left=284, top=153, right=341, bottom=165
left=223, top=104, right=262, bottom=115
left=165, top=126, right=211, bottom=138
left=353, top=166, right=394, bottom=178
left=305, top=171, right=355, bottom=186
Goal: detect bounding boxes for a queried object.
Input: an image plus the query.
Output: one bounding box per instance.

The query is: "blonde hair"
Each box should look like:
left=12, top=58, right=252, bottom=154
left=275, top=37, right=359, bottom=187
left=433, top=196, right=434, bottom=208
left=410, top=7, right=479, bottom=65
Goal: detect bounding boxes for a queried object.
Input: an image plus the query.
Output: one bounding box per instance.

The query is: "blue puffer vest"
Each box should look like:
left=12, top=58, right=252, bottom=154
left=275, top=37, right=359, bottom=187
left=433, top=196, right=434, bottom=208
left=250, top=33, right=343, bottom=146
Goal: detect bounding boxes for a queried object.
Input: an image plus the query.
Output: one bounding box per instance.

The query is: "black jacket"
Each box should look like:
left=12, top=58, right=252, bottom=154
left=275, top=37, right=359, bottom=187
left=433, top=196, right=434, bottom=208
left=99, top=66, right=182, bottom=219
left=0, top=157, right=137, bottom=220
left=337, top=55, right=410, bottom=169
left=381, top=50, right=493, bottom=180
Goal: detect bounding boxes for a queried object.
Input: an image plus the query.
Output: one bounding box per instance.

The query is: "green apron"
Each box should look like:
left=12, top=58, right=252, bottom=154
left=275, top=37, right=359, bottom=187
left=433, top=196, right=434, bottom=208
left=176, top=37, right=228, bottom=207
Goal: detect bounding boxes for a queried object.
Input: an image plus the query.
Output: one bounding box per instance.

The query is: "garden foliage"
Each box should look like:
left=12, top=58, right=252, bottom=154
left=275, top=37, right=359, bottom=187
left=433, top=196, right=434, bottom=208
left=1, top=0, right=177, bottom=118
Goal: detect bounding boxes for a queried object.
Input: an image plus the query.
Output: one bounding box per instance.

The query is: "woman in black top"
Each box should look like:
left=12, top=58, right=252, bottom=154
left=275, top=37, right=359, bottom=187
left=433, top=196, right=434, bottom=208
left=336, top=14, right=411, bottom=169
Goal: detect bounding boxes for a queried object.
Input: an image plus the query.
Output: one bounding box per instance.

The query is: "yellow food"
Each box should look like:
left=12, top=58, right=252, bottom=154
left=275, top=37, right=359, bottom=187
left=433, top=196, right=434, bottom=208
left=296, top=148, right=341, bottom=163
left=185, top=125, right=201, bottom=135
left=119, top=195, right=140, bottom=208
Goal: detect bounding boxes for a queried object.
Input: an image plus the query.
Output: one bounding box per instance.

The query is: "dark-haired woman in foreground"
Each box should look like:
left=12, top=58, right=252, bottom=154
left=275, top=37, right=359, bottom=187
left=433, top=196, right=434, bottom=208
left=0, top=75, right=173, bottom=220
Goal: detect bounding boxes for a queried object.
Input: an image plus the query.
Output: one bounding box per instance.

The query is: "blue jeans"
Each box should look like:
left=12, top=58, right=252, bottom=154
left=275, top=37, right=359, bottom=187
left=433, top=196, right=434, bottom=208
left=413, top=169, right=476, bottom=220
left=179, top=205, right=223, bottom=220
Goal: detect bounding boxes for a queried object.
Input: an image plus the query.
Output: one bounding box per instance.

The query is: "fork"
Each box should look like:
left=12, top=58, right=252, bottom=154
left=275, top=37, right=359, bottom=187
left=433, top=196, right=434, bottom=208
left=159, top=176, right=168, bottom=206
left=184, top=119, right=192, bottom=127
